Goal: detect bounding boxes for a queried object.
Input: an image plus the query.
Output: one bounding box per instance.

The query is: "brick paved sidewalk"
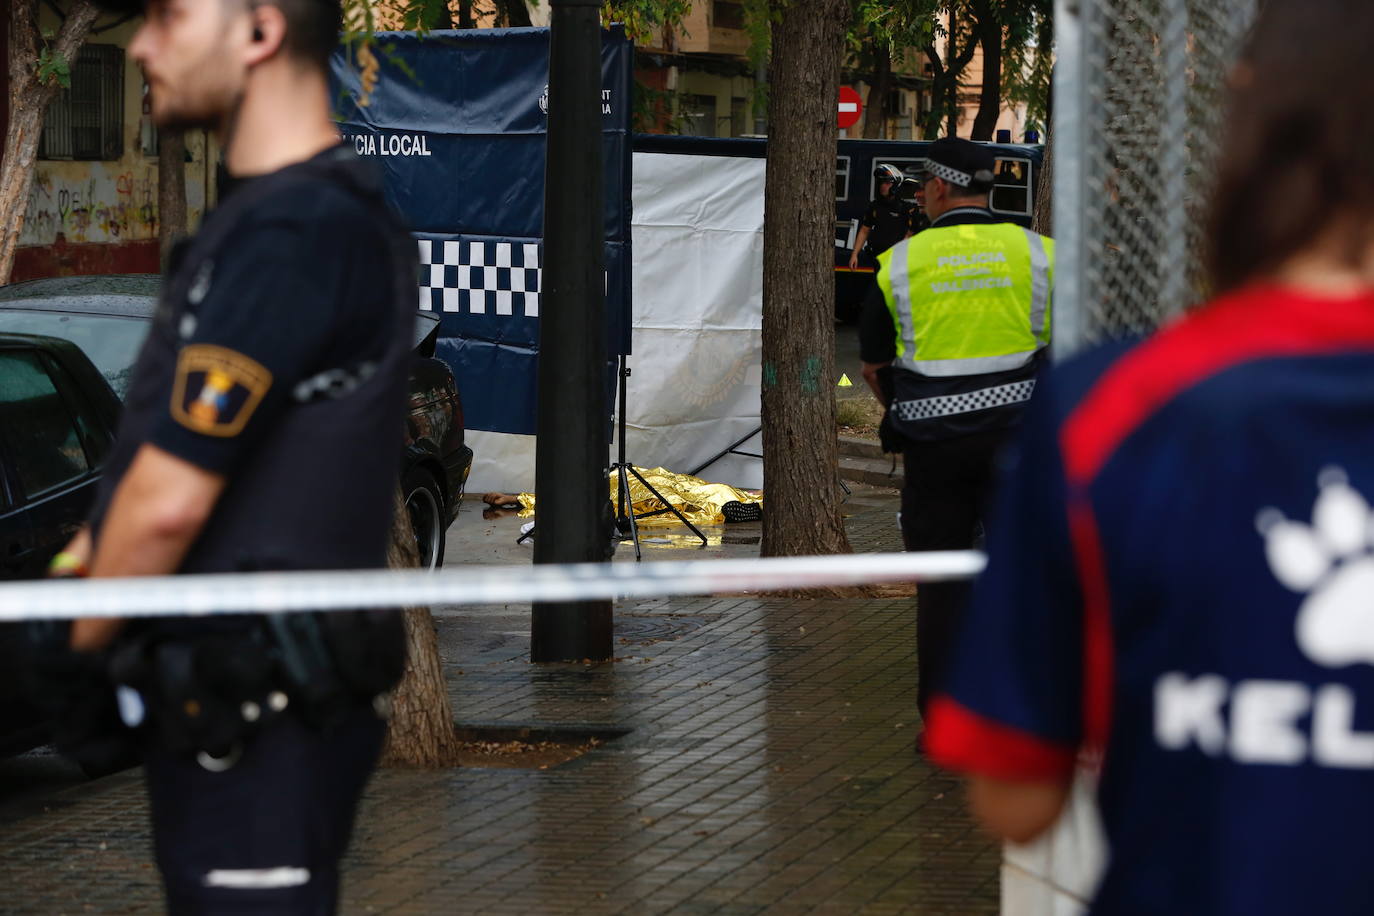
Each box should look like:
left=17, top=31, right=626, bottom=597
left=0, top=489, right=998, bottom=914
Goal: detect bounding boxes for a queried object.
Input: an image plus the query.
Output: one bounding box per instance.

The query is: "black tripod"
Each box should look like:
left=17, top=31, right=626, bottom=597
left=612, top=355, right=707, bottom=561
left=517, top=355, right=708, bottom=559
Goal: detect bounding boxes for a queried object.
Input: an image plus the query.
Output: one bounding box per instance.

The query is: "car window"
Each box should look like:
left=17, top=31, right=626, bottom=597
left=0, top=310, right=148, bottom=398
left=0, top=445, right=11, bottom=511
left=836, top=156, right=851, bottom=201
left=0, top=350, right=91, bottom=499
left=40, top=352, right=111, bottom=467
left=990, top=157, right=1033, bottom=217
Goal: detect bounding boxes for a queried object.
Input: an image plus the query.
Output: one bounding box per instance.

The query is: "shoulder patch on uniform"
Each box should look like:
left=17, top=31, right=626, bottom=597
left=171, top=345, right=272, bottom=437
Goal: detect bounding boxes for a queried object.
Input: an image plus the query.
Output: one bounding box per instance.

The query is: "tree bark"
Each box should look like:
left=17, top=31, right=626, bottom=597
left=156, top=127, right=187, bottom=270
left=0, top=0, right=100, bottom=284
left=380, top=485, right=461, bottom=767
left=497, top=0, right=533, bottom=28
left=969, top=2, right=1002, bottom=141
left=944, top=6, right=960, bottom=136
left=456, top=0, right=476, bottom=29
left=861, top=39, right=891, bottom=139
left=759, top=0, right=853, bottom=569
left=922, top=18, right=978, bottom=140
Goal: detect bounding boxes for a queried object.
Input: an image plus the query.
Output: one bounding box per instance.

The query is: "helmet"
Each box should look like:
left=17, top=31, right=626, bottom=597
left=873, top=163, right=904, bottom=184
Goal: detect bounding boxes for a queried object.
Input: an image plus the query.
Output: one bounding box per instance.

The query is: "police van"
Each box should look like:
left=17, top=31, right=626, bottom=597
left=833, top=138, right=1044, bottom=319
left=632, top=134, right=1044, bottom=320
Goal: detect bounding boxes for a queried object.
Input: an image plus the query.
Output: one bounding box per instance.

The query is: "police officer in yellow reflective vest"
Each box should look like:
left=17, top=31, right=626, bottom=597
left=859, top=137, right=1054, bottom=719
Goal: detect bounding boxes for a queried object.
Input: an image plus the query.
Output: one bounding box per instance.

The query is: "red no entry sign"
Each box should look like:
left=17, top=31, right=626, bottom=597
left=838, top=87, right=863, bottom=130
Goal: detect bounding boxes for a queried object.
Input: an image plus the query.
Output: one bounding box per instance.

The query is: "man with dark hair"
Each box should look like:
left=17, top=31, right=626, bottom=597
left=44, top=0, right=415, bottom=911
left=858, top=137, right=1054, bottom=717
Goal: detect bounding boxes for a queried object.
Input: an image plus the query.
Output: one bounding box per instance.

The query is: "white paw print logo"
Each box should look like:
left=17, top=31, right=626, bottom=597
left=1259, top=468, right=1374, bottom=668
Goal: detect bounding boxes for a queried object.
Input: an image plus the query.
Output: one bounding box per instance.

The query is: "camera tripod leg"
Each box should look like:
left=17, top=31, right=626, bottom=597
left=626, top=464, right=708, bottom=547
left=614, top=464, right=643, bottom=561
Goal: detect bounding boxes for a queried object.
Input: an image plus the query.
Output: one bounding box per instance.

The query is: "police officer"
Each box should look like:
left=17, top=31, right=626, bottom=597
left=848, top=162, right=926, bottom=271
left=858, top=137, right=1054, bottom=718
left=46, top=0, right=415, bottom=911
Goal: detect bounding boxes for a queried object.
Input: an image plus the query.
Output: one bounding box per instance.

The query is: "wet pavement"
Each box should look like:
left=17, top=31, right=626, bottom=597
left=0, top=483, right=998, bottom=914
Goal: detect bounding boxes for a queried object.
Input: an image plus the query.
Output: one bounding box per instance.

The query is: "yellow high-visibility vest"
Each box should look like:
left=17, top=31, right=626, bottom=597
left=877, top=222, right=1054, bottom=377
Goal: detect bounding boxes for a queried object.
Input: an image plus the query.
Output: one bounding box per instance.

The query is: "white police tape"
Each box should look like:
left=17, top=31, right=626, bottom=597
left=0, top=551, right=985, bottom=622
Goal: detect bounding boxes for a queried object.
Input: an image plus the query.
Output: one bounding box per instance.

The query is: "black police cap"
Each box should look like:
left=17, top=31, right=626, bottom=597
left=922, top=137, right=996, bottom=191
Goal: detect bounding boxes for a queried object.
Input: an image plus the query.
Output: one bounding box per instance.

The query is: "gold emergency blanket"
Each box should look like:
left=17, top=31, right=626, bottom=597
left=510, top=467, right=762, bottom=528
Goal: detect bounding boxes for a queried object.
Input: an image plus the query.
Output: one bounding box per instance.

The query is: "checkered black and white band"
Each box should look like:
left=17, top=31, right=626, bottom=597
left=893, top=379, right=1036, bottom=422
left=418, top=239, right=541, bottom=316
left=925, top=160, right=973, bottom=188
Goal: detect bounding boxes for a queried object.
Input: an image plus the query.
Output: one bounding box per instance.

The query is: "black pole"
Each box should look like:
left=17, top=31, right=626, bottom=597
left=531, top=0, right=612, bottom=663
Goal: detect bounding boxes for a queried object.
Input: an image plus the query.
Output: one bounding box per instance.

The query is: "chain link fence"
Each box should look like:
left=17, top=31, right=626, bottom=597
left=1053, top=0, right=1258, bottom=358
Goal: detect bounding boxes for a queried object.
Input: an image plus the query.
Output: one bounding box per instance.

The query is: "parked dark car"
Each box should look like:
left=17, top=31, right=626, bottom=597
left=0, top=275, right=472, bottom=571
left=0, top=276, right=473, bottom=759
left=0, top=331, right=122, bottom=755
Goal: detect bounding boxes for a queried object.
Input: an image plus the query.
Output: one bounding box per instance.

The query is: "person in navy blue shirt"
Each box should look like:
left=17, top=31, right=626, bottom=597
left=925, top=2, right=1374, bottom=913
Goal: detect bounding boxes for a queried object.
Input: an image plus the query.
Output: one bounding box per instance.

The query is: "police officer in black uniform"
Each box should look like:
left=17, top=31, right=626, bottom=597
left=41, top=0, right=415, bottom=911
left=847, top=162, right=927, bottom=271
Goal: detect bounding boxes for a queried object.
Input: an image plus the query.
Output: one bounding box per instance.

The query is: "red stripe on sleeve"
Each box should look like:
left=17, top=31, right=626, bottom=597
left=1068, top=497, right=1115, bottom=749
left=924, top=696, right=1077, bottom=782
left=1056, top=284, right=1374, bottom=751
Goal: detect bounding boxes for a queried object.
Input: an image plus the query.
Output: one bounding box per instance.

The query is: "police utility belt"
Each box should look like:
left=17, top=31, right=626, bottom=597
left=108, top=609, right=405, bottom=770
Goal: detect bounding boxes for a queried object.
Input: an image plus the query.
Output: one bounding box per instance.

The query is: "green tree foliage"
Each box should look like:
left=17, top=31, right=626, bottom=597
left=742, top=1, right=1050, bottom=141
left=601, top=0, right=692, bottom=43
left=1000, top=0, right=1053, bottom=134
left=846, top=0, right=939, bottom=137
left=918, top=0, right=1052, bottom=139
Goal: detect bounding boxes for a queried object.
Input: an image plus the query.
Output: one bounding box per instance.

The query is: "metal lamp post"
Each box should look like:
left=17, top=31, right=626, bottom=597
left=531, top=0, right=613, bottom=663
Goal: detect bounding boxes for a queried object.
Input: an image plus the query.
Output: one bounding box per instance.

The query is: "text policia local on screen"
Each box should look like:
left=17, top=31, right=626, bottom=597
left=350, top=133, right=432, bottom=158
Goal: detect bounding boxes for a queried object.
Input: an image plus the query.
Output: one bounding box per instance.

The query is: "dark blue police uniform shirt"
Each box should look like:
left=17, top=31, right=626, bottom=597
left=147, top=147, right=396, bottom=473
left=925, top=284, right=1374, bottom=914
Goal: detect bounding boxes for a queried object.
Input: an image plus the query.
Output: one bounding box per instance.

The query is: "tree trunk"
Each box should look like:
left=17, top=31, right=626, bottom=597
left=945, top=6, right=960, bottom=137
left=497, top=0, right=533, bottom=28
left=945, top=77, right=959, bottom=137
left=759, top=0, right=852, bottom=568
left=861, top=40, right=891, bottom=139
left=380, top=486, right=461, bottom=767
left=0, top=0, right=100, bottom=284
left=456, top=0, right=476, bottom=29
left=969, top=4, right=1002, bottom=141
left=157, top=127, right=187, bottom=270
left=920, top=47, right=948, bottom=139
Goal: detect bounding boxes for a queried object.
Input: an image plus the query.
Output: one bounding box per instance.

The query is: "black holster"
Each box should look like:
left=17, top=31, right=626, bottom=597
left=105, top=609, right=406, bottom=760
left=876, top=366, right=906, bottom=454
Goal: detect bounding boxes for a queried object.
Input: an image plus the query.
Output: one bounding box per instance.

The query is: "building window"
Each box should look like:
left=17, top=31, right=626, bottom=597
left=683, top=94, right=718, bottom=138
left=40, top=44, right=124, bottom=161
left=730, top=97, right=748, bottom=137
left=713, top=1, right=746, bottom=30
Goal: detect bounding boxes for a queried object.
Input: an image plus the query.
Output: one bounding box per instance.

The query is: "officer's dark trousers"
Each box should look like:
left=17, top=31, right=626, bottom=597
left=902, top=428, right=1008, bottom=720
left=143, top=708, right=384, bottom=915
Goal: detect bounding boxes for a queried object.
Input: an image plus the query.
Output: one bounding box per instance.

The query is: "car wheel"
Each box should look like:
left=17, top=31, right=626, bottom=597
left=403, top=468, right=446, bottom=571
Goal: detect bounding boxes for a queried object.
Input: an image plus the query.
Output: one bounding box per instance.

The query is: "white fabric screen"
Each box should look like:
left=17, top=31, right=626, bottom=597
left=464, top=151, right=766, bottom=493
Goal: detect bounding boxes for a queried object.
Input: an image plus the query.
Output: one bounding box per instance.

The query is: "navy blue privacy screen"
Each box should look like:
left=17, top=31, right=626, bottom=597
left=330, top=27, right=633, bottom=436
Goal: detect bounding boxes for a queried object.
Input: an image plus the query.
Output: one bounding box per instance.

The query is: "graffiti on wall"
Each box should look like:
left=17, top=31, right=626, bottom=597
left=21, top=154, right=207, bottom=248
